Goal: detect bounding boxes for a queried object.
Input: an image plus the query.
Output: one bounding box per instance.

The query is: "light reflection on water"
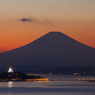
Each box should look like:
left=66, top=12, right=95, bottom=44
left=0, top=75, right=95, bottom=95
left=8, top=81, right=13, bottom=88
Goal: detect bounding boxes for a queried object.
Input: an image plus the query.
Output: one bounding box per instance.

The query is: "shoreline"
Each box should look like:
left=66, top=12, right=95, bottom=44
left=0, top=78, right=95, bottom=82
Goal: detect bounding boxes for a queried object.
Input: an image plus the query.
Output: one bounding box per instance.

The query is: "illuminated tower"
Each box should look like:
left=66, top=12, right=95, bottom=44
left=8, top=67, right=14, bottom=73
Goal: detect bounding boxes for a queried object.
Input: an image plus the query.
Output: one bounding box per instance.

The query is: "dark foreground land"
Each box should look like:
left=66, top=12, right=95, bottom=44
left=0, top=72, right=95, bottom=82
left=0, top=72, right=48, bottom=82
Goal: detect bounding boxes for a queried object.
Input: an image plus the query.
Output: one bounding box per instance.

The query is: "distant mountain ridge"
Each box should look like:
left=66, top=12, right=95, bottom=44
left=0, top=31, right=95, bottom=71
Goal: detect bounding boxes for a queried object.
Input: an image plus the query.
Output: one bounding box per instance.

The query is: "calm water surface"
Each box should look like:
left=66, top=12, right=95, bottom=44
left=0, top=75, right=95, bottom=95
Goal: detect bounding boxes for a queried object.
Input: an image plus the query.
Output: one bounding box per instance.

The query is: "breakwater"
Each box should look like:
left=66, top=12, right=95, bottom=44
left=49, top=78, right=95, bottom=82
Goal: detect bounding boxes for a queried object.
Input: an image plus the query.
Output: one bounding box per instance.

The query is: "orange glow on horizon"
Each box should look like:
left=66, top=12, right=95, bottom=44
left=0, top=20, right=95, bottom=53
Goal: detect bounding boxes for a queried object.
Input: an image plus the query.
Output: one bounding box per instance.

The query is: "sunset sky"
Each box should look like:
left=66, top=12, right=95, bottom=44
left=0, top=0, right=95, bottom=53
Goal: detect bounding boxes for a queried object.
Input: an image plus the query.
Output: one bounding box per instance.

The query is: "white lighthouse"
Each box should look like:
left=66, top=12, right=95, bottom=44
left=8, top=67, right=14, bottom=73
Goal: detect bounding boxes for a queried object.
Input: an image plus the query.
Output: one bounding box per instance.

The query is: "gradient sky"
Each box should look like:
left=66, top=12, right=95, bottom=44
left=0, top=0, right=95, bottom=53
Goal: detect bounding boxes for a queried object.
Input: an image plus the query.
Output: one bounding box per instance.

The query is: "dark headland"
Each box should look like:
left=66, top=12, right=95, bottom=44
left=0, top=31, right=95, bottom=74
left=0, top=72, right=48, bottom=82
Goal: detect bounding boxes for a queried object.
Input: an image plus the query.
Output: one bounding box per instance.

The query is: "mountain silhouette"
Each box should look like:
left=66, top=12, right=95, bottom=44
left=0, top=31, right=95, bottom=71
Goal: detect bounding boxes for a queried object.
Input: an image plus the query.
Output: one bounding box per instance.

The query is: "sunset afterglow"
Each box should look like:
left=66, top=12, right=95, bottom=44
left=0, top=0, right=95, bottom=53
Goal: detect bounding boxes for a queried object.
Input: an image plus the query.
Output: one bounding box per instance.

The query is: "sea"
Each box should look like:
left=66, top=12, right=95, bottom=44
left=0, top=75, right=95, bottom=95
